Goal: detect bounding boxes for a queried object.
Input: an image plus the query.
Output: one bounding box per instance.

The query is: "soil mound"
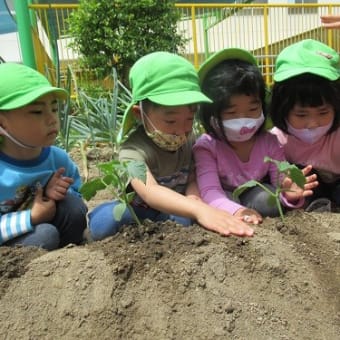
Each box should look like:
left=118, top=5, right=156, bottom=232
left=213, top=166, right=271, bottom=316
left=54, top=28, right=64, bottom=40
left=1, top=211, right=339, bottom=340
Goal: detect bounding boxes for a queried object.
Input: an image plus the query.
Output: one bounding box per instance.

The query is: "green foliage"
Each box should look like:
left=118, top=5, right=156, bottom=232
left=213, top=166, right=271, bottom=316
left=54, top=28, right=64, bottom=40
left=56, top=66, right=131, bottom=151
left=68, top=0, right=186, bottom=83
left=56, top=66, right=78, bottom=151
left=269, top=157, right=305, bottom=188
left=80, top=159, right=147, bottom=225
left=232, top=157, right=306, bottom=222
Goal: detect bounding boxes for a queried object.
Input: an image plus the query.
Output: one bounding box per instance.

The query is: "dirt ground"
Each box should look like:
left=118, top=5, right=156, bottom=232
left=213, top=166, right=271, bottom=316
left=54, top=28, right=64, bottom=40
left=0, top=147, right=340, bottom=340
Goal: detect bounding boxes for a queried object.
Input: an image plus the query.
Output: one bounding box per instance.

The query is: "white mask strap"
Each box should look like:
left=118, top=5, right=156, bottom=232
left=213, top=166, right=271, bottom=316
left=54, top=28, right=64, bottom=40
left=0, top=126, right=37, bottom=149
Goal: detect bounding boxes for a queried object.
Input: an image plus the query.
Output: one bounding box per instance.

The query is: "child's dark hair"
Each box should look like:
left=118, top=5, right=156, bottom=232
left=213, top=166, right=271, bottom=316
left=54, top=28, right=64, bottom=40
left=270, top=73, right=340, bottom=133
left=199, top=59, right=267, bottom=141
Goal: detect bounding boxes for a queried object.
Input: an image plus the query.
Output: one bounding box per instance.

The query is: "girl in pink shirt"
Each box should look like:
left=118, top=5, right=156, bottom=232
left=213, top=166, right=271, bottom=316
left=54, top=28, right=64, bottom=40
left=193, top=48, right=317, bottom=225
left=270, top=39, right=340, bottom=210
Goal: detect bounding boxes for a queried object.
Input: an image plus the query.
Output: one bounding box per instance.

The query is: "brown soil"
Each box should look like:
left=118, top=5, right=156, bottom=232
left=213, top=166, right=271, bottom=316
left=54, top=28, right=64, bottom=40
left=0, top=147, right=339, bottom=340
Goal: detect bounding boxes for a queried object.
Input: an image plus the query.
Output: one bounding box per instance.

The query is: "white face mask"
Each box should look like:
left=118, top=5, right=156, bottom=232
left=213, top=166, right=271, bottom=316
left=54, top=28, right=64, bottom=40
left=222, top=112, right=265, bottom=142
left=286, top=120, right=332, bottom=144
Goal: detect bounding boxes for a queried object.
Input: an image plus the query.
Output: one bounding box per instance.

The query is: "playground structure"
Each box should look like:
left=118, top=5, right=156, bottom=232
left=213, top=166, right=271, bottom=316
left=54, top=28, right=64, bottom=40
left=3, top=1, right=340, bottom=89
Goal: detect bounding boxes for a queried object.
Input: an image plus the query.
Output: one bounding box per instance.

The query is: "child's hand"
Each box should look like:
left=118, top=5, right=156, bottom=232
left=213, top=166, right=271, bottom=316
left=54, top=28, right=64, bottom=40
left=195, top=203, right=255, bottom=237
left=281, top=165, right=318, bottom=202
left=31, top=187, right=56, bottom=225
left=234, top=208, right=263, bottom=225
left=321, top=15, right=340, bottom=29
left=45, top=167, right=74, bottom=201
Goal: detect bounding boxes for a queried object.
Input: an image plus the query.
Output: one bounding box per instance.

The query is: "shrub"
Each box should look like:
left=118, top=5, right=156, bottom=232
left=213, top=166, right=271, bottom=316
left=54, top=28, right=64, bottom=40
left=68, top=0, right=186, bottom=84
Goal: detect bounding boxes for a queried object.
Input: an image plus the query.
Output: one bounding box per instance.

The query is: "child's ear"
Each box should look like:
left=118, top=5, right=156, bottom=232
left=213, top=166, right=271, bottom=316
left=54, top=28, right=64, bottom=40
left=132, top=105, right=142, bottom=120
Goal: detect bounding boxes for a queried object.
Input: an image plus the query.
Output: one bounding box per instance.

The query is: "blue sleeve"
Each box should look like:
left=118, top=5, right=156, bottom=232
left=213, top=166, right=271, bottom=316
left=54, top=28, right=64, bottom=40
left=0, top=210, right=33, bottom=245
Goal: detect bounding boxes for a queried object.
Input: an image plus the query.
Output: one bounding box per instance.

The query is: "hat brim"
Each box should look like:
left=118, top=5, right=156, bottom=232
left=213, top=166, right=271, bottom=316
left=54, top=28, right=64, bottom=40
left=148, top=90, right=211, bottom=107
left=117, top=90, right=212, bottom=144
left=198, top=48, right=257, bottom=84
left=117, top=102, right=136, bottom=144
left=2, top=87, right=68, bottom=110
left=274, top=67, right=340, bottom=82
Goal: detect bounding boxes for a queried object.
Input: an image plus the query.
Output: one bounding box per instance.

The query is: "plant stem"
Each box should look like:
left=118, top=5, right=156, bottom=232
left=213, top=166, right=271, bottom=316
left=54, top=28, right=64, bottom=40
left=121, top=190, right=142, bottom=226
left=275, top=195, right=285, bottom=222
left=250, top=182, right=285, bottom=222
left=127, top=203, right=142, bottom=226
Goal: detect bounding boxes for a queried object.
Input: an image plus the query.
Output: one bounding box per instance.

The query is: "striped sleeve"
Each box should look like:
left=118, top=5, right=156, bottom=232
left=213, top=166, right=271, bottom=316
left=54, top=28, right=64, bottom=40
left=0, top=210, right=33, bottom=245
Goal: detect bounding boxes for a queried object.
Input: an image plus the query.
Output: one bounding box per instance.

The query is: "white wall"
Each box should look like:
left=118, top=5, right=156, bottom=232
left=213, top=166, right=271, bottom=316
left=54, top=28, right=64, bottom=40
left=0, top=32, right=21, bottom=62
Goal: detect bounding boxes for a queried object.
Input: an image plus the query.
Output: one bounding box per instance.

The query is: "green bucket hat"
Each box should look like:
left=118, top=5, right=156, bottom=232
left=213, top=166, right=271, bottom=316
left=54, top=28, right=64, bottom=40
left=118, top=51, right=212, bottom=142
left=274, top=39, right=340, bottom=82
left=0, top=63, right=68, bottom=110
left=198, top=47, right=257, bottom=84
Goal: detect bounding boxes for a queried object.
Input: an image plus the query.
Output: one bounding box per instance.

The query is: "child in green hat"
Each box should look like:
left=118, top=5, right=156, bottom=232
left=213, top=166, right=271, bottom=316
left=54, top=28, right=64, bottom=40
left=193, top=47, right=317, bottom=225
left=88, top=51, right=254, bottom=240
left=270, top=39, right=340, bottom=211
left=0, top=63, right=87, bottom=250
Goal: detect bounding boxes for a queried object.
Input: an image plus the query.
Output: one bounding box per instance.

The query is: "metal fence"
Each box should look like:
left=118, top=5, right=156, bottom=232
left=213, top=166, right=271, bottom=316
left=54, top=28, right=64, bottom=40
left=28, top=2, right=340, bottom=87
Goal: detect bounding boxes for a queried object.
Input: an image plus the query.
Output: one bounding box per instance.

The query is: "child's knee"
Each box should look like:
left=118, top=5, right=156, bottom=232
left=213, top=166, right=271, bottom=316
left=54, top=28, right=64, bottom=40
left=169, top=215, right=193, bottom=227
left=31, top=224, right=60, bottom=250
left=88, top=202, right=121, bottom=241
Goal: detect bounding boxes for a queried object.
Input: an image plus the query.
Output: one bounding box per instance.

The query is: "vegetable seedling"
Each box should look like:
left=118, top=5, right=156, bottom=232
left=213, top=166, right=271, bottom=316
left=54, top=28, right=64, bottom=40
left=232, top=157, right=306, bottom=222
left=80, top=159, right=147, bottom=225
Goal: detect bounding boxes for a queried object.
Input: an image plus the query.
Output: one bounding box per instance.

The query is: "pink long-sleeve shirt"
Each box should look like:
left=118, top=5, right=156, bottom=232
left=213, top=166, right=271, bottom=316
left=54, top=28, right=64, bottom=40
left=193, top=132, right=300, bottom=214
left=271, top=127, right=340, bottom=183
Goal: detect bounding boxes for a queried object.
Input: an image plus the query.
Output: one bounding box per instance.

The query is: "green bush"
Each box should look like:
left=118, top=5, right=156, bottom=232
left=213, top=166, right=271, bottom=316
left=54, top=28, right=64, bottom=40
left=68, top=0, right=186, bottom=84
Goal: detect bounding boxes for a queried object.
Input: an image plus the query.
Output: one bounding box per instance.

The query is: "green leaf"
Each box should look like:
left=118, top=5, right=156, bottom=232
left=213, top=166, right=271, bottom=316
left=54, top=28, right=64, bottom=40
left=80, top=178, right=107, bottom=200
left=276, top=160, right=295, bottom=173
left=98, top=160, right=121, bottom=175
left=288, top=166, right=306, bottom=188
left=125, top=191, right=135, bottom=204
left=264, top=157, right=306, bottom=187
left=232, top=180, right=261, bottom=200
left=264, top=156, right=285, bottom=170
left=114, top=202, right=127, bottom=221
left=264, top=157, right=293, bottom=173
left=126, top=160, right=147, bottom=183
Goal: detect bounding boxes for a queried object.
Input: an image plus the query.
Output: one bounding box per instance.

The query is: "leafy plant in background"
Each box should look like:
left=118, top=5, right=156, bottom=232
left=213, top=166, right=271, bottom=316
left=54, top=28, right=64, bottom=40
left=80, top=160, right=147, bottom=225
left=67, top=0, right=186, bottom=85
left=232, top=157, right=306, bottom=222
left=55, top=65, right=132, bottom=181
left=56, top=64, right=131, bottom=151
left=70, top=66, right=131, bottom=148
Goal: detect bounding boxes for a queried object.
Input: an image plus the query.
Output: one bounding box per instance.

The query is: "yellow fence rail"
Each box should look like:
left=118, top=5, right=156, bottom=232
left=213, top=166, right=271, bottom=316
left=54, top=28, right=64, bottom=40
left=28, top=3, right=340, bottom=88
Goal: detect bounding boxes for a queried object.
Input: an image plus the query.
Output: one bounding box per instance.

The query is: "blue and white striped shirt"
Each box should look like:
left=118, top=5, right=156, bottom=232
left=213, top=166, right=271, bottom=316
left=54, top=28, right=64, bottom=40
left=0, top=146, right=82, bottom=244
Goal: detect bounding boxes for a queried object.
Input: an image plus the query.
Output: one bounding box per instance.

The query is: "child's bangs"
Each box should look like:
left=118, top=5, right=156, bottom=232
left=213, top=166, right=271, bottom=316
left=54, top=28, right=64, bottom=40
left=293, top=82, right=328, bottom=107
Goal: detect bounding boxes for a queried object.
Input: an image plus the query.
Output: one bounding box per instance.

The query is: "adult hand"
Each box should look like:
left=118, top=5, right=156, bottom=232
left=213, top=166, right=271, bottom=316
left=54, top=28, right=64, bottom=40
left=45, top=167, right=74, bottom=200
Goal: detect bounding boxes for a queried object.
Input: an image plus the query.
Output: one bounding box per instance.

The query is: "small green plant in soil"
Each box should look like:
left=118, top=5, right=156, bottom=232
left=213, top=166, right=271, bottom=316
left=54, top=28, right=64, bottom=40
left=232, top=157, right=306, bottom=222
left=80, top=160, right=146, bottom=225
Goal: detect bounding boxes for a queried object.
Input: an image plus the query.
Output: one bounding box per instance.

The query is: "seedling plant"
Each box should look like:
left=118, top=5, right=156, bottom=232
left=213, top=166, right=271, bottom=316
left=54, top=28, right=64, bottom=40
left=80, top=159, right=146, bottom=225
left=232, top=157, right=306, bottom=222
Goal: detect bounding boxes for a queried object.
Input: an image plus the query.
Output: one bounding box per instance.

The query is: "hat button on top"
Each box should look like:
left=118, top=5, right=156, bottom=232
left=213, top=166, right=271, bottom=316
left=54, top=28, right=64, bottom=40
left=316, top=51, right=333, bottom=60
